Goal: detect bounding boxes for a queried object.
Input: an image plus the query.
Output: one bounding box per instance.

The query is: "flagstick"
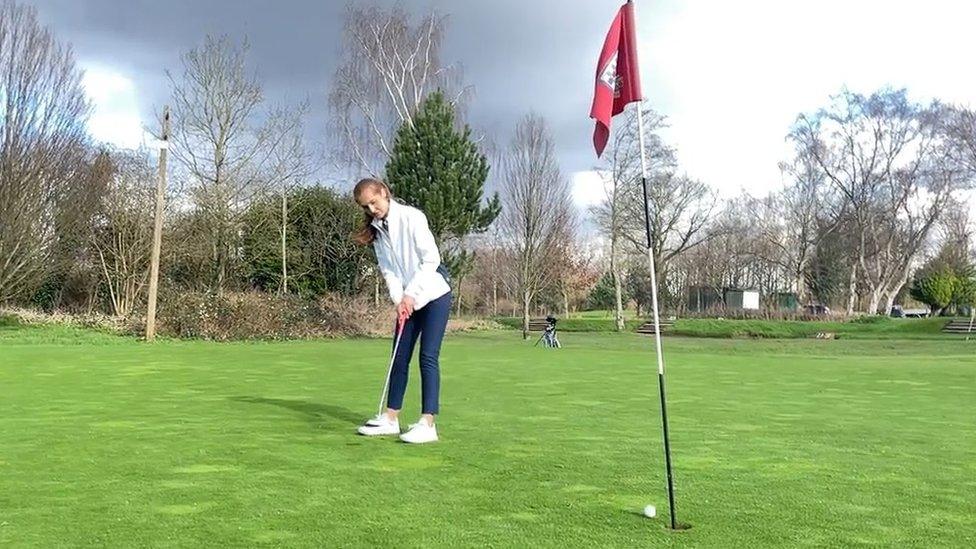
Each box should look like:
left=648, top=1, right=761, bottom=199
left=629, top=0, right=679, bottom=531
left=636, top=104, right=678, bottom=532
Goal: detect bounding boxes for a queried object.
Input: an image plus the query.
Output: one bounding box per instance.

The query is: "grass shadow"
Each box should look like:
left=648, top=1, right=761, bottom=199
left=229, top=396, right=363, bottom=428
left=622, top=510, right=692, bottom=532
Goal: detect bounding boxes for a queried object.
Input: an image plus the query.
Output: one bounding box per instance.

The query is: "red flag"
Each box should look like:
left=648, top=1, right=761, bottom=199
left=590, top=2, right=642, bottom=157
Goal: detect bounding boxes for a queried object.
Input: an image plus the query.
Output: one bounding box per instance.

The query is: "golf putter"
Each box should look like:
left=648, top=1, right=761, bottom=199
left=375, top=311, right=408, bottom=417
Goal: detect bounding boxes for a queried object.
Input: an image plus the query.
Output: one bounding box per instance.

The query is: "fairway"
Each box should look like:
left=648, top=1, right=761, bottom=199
left=2, top=329, right=975, bottom=547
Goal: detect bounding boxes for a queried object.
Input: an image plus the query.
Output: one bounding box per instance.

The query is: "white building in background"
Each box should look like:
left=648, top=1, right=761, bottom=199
left=725, top=289, right=760, bottom=311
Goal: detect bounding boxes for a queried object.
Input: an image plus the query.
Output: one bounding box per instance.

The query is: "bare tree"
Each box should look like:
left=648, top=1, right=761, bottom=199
left=619, top=110, right=716, bottom=308
left=27, top=148, right=113, bottom=313
left=747, top=156, right=840, bottom=304
left=739, top=194, right=789, bottom=295
left=544, top=219, right=580, bottom=317
left=555, top=244, right=600, bottom=316
left=593, top=107, right=715, bottom=317
left=779, top=155, right=841, bottom=303
left=879, top=149, right=970, bottom=315
left=943, top=105, right=976, bottom=176
left=468, top=225, right=509, bottom=317
left=935, top=197, right=973, bottom=263
left=0, top=0, right=91, bottom=304
left=697, top=201, right=757, bottom=289
left=592, top=186, right=626, bottom=329
left=91, top=148, right=158, bottom=317
left=941, top=105, right=976, bottom=264
left=590, top=110, right=653, bottom=329
left=168, top=36, right=307, bottom=294
left=265, top=104, right=314, bottom=294
left=790, top=89, right=967, bottom=314
left=499, top=114, right=575, bottom=338
left=467, top=135, right=509, bottom=317
left=328, top=2, right=466, bottom=175
left=628, top=170, right=716, bottom=298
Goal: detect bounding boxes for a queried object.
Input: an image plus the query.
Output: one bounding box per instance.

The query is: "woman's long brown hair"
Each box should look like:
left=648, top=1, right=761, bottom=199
left=351, top=177, right=391, bottom=246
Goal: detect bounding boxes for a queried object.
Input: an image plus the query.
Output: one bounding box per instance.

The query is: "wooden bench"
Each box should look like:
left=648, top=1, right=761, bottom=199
left=528, top=318, right=551, bottom=332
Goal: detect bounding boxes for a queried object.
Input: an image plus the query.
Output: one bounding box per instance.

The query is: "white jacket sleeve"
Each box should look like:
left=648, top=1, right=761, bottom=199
left=374, top=240, right=404, bottom=305
left=403, top=210, right=441, bottom=307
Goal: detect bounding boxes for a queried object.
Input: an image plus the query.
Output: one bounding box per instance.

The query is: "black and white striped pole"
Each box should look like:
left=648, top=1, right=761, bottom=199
left=629, top=0, right=680, bottom=531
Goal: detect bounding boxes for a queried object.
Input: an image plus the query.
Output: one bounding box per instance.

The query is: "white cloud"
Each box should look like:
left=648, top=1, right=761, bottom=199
left=82, top=64, right=151, bottom=149
left=571, top=170, right=606, bottom=209
left=634, top=0, right=976, bottom=197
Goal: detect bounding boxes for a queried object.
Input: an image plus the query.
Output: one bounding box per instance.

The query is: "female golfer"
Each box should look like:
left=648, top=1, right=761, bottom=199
left=352, top=178, right=452, bottom=444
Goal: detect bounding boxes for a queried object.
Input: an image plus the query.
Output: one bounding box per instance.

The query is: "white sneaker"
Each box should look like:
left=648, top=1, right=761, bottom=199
left=363, top=413, right=386, bottom=427
left=399, top=421, right=438, bottom=444
left=357, top=415, right=400, bottom=436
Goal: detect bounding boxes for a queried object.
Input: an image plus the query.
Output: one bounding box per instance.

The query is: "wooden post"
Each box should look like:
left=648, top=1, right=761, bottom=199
left=145, top=106, right=170, bottom=342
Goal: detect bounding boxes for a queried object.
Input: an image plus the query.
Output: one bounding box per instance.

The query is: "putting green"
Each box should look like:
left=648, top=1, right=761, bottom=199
left=1, top=328, right=974, bottom=546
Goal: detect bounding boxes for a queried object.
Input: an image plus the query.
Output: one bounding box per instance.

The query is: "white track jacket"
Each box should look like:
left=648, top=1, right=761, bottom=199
left=371, top=199, right=451, bottom=311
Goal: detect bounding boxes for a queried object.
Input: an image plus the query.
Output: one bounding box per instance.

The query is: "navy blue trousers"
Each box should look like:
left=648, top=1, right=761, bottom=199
left=386, top=291, right=452, bottom=415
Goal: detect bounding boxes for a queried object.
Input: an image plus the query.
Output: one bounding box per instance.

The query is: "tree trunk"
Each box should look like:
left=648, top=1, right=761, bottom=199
left=882, top=290, right=897, bottom=318
left=562, top=289, right=569, bottom=317
left=794, top=270, right=806, bottom=305
left=281, top=190, right=288, bottom=294
left=882, top=263, right=914, bottom=319
left=212, top=238, right=219, bottom=294
left=612, top=269, right=625, bottom=331
left=866, top=286, right=884, bottom=316
left=846, top=263, right=858, bottom=316
left=881, top=276, right=907, bottom=318
left=213, top=221, right=227, bottom=296
left=521, top=291, right=531, bottom=340
left=492, top=281, right=498, bottom=317
left=610, top=236, right=624, bottom=332
left=653, top=249, right=668, bottom=315
left=218, top=251, right=226, bottom=294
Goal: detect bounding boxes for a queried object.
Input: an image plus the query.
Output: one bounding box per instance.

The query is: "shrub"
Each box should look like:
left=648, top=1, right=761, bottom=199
left=156, top=291, right=389, bottom=340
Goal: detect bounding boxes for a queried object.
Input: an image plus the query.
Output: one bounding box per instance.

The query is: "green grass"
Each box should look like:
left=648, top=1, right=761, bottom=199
left=497, top=314, right=963, bottom=340
left=495, top=316, right=644, bottom=332
left=568, top=309, right=643, bottom=320
left=2, top=326, right=975, bottom=547
left=671, top=317, right=956, bottom=339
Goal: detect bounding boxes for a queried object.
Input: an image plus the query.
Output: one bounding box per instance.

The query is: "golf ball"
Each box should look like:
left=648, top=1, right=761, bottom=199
left=643, top=504, right=656, bottom=518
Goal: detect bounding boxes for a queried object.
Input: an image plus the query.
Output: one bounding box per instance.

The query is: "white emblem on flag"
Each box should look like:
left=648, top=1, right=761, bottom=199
left=599, top=52, right=621, bottom=98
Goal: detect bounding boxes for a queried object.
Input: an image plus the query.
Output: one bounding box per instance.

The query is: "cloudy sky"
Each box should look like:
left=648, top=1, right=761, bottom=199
left=30, top=0, right=976, bottom=206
